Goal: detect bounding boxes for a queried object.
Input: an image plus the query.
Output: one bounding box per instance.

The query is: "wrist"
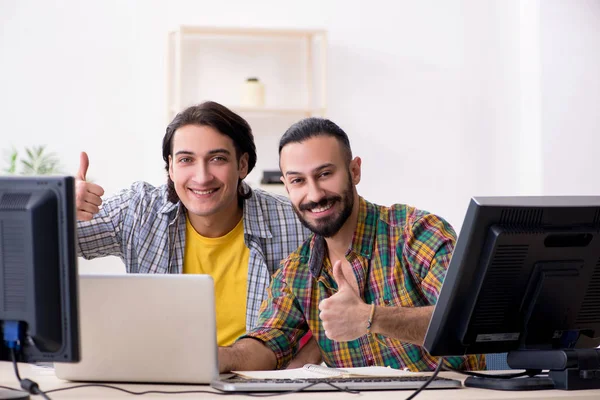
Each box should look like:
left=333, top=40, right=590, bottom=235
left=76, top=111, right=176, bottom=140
left=370, top=304, right=393, bottom=336
left=218, top=346, right=233, bottom=373
left=365, top=303, right=376, bottom=335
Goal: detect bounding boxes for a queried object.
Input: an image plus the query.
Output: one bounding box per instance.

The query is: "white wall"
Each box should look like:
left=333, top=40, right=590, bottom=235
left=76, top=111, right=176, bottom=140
left=0, top=0, right=598, bottom=272
left=540, top=0, right=600, bottom=195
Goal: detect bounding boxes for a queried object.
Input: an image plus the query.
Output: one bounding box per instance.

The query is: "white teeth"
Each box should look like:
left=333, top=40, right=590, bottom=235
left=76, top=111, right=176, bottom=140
left=311, top=202, right=333, bottom=213
left=191, top=189, right=216, bottom=195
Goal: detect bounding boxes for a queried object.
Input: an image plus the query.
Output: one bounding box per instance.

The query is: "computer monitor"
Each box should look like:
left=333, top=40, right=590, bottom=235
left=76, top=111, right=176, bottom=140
left=424, top=196, right=600, bottom=391
left=0, top=176, right=80, bottom=396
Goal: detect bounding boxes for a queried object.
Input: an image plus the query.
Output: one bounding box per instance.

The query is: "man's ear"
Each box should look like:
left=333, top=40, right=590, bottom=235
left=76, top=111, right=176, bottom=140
left=168, top=155, right=174, bottom=181
left=349, top=157, right=362, bottom=185
left=238, top=153, right=249, bottom=179
left=279, top=175, right=290, bottom=194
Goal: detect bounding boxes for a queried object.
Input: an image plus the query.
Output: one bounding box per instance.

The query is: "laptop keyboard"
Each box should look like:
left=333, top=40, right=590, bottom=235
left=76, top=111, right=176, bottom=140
left=211, top=375, right=462, bottom=392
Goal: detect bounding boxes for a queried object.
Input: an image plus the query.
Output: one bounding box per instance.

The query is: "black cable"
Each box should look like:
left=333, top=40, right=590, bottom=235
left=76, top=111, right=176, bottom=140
left=10, top=348, right=23, bottom=382
left=46, top=384, right=221, bottom=396
left=10, top=347, right=53, bottom=400
left=37, top=391, right=52, bottom=400
left=221, top=382, right=360, bottom=397
left=404, top=357, right=445, bottom=400
left=45, top=381, right=360, bottom=397
left=0, top=384, right=22, bottom=392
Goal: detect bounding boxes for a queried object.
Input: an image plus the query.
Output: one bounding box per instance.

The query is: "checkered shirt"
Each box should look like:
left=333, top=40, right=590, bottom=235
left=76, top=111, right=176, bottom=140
left=76, top=181, right=309, bottom=331
left=242, top=197, right=486, bottom=370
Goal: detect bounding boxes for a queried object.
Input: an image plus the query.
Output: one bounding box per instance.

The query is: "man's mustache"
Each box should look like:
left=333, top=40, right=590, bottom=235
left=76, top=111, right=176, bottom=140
left=299, top=196, right=341, bottom=211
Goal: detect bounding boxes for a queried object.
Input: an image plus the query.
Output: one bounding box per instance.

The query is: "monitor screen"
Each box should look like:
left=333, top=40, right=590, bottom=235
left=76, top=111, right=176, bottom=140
left=0, top=176, right=79, bottom=364
left=424, top=196, right=600, bottom=390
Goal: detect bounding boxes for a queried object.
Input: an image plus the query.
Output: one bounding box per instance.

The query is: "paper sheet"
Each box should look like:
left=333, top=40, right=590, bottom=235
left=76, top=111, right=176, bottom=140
left=232, top=364, right=429, bottom=380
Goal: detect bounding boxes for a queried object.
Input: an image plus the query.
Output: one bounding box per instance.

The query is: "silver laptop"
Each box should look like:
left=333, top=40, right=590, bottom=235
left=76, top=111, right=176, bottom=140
left=55, top=274, right=218, bottom=384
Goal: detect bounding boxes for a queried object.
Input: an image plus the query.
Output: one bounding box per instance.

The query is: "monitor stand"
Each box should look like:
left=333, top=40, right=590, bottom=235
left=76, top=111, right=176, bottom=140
left=465, top=349, right=600, bottom=391
left=464, top=373, right=554, bottom=391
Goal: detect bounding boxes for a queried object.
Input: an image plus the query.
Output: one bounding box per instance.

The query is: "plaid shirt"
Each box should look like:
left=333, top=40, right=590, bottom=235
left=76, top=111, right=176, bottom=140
left=243, top=197, right=485, bottom=371
left=77, top=181, right=309, bottom=331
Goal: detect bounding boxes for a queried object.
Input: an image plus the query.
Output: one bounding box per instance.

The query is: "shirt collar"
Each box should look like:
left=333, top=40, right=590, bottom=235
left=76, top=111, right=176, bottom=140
left=158, top=193, right=180, bottom=215
left=157, top=182, right=271, bottom=238
left=241, top=182, right=273, bottom=239
left=308, top=196, right=377, bottom=278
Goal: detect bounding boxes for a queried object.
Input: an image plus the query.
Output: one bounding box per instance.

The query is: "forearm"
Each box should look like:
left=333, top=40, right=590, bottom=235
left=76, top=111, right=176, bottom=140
left=370, top=305, right=433, bottom=346
left=77, top=196, right=125, bottom=259
left=286, top=336, right=322, bottom=369
left=218, top=338, right=277, bottom=373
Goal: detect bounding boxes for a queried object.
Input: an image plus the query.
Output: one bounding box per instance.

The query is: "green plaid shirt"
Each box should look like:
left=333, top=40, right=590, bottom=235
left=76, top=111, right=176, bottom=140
left=242, top=197, right=485, bottom=371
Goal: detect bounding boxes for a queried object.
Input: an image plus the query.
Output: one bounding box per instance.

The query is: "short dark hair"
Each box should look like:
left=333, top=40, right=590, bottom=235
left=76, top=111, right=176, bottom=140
left=162, top=101, right=257, bottom=204
left=278, top=117, right=352, bottom=163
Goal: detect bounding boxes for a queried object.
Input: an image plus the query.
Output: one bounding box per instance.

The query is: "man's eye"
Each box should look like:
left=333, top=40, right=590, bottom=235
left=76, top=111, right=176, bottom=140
left=319, top=171, right=331, bottom=178
left=211, top=156, right=227, bottom=162
left=290, top=178, right=303, bottom=185
left=179, top=157, right=192, bottom=163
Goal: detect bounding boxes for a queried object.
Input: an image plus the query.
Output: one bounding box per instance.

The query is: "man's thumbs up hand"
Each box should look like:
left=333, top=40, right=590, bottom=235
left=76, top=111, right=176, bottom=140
left=319, top=260, right=370, bottom=342
left=77, top=151, right=89, bottom=181
left=75, top=151, right=105, bottom=221
left=332, top=258, right=355, bottom=294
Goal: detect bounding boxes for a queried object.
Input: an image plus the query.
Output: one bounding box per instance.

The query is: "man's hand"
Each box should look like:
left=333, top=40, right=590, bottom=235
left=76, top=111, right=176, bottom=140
left=75, top=151, right=105, bottom=221
left=319, top=260, right=371, bottom=341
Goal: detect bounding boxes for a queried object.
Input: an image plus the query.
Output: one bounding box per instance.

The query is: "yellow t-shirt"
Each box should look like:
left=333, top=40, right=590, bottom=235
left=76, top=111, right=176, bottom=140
left=183, top=216, right=249, bottom=346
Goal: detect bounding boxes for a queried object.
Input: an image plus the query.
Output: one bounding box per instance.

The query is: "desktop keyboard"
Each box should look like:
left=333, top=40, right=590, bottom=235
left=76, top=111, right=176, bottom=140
left=211, top=375, right=462, bottom=392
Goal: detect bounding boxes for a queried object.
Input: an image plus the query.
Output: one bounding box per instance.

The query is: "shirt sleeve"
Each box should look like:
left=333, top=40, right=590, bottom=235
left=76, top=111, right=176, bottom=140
left=403, top=212, right=487, bottom=370
left=402, top=212, right=457, bottom=305
left=238, top=266, right=309, bottom=370
left=76, top=185, right=136, bottom=259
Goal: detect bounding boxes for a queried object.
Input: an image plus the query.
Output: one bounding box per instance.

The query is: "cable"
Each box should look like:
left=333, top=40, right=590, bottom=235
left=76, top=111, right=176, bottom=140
left=45, top=381, right=360, bottom=397
left=11, top=348, right=23, bottom=381
left=10, top=347, right=53, bottom=399
left=0, top=385, right=23, bottom=392
left=46, top=384, right=221, bottom=396
left=3, top=320, right=53, bottom=400
left=404, top=357, right=445, bottom=400
left=38, top=391, right=52, bottom=400
left=1, top=324, right=359, bottom=397
left=235, top=381, right=360, bottom=396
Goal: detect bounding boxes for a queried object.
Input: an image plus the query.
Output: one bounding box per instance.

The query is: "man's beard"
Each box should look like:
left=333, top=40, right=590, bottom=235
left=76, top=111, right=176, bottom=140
left=293, top=176, right=354, bottom=238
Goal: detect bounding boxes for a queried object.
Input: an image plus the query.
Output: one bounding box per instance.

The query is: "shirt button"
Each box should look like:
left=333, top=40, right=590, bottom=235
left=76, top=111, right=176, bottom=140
left=367, top=358, right=374, bottom=366
left=384, top=299, right=390, bottom=305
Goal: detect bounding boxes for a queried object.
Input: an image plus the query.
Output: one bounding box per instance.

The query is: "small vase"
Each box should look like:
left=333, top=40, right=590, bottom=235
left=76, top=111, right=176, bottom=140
left=241, top=77, right=265, bottom=107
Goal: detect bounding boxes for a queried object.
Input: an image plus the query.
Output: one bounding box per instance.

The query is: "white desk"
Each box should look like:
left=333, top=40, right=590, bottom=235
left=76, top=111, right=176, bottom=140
left=2, top=362, right=600, bottom=400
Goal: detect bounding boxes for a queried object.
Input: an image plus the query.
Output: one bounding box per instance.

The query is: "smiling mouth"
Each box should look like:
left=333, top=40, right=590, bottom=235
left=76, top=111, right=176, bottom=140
left=308, top=201, right=334, bottom=214
left=190, top=188, right=218, bottom=195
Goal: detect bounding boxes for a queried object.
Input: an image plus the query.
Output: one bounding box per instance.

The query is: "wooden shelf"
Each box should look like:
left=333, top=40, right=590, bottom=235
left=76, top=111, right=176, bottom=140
left=231, top=106, right=326, bottom=117
left=168, top=105, right=326, bottom=118
left=166, top=25, right=327, bottom=125
left=179, top=26, right=326, bottom=38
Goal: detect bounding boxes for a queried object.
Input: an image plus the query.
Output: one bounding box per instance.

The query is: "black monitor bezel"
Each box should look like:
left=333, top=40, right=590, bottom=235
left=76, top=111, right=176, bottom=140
left=424, top=196, right=600, bottom=357
left=0, top=176, right=79, bottom=363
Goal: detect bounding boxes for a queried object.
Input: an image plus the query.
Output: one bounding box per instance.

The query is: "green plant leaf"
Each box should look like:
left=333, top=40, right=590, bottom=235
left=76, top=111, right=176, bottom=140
left=2, top=148, right=18, bottom=174
left=3, top=145, right=62, bottom=175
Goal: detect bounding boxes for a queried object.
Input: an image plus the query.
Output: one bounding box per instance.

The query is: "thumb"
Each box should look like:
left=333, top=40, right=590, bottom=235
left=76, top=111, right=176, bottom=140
left=78, top=151, right=89, bottom=181
left=332, top=260, right=351, bottom=291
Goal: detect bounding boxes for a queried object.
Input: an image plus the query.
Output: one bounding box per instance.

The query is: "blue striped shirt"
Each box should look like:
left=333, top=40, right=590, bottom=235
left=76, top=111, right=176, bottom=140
left=76, top=181, right=309, bottom=330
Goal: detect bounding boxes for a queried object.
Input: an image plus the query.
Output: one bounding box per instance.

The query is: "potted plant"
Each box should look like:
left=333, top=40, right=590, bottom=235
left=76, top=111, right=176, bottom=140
left=3, top=145, right=62, bottom=175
